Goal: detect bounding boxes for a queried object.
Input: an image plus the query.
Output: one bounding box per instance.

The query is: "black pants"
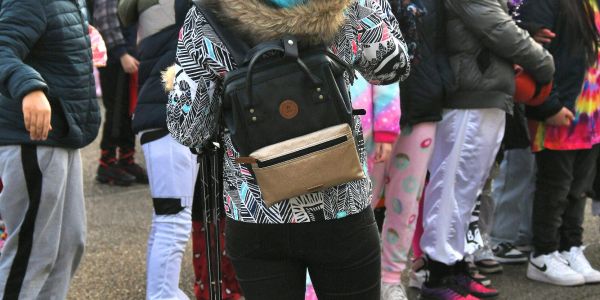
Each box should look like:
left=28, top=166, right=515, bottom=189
left=593, top=155, right=600, bottom=201
left=533, top=145, right=600, bottom=255
left=225, top=207, right=381, bottom=300
left=98, top=62, right=135, bottom=150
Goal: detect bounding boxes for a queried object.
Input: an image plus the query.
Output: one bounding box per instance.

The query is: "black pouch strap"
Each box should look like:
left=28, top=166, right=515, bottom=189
left=352, top=109, right=366, bottom=116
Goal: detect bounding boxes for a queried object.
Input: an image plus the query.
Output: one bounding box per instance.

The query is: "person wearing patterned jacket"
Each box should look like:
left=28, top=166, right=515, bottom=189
left=165, top=0, right=410, bottom=298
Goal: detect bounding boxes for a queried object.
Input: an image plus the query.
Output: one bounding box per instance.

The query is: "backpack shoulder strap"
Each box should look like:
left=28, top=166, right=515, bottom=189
left=192, top=0, right=250, bottom=65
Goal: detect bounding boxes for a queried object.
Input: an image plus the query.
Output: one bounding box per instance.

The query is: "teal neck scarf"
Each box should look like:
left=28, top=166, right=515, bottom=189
left=269, top=0, right=306, bottom=8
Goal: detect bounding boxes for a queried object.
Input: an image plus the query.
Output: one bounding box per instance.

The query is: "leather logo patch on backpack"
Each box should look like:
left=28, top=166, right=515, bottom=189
left=279, top=100, right=299, bottom=119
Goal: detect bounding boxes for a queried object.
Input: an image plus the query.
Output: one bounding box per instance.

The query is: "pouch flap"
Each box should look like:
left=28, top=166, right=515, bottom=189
left=249, top=124, right=352, bottom=161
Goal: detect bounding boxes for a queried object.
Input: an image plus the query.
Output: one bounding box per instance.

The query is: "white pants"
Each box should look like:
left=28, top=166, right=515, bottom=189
left=421, top=109, right=505, bottom=264
left=142, top=134, right=198, bottom=300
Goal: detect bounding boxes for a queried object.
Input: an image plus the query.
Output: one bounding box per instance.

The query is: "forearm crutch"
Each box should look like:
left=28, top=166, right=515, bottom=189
left=197, top=141, right=223, bottom=300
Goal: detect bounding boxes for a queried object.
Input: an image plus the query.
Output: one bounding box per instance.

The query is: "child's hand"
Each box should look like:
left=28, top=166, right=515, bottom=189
left=120, top=53, right=139, bottom=74
left=374, top=143, right=393, bottom=163
left=22, top=90, right=52, bottom=141
left=546, top=107, right=574, bottom=127
left=533, top=28, right=556, bottom=44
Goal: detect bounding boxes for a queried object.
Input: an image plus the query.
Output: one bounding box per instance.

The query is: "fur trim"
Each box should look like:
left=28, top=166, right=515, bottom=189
left=207, top=0, right=354, bottom=45
left=162, top=65, right=177, bottom=92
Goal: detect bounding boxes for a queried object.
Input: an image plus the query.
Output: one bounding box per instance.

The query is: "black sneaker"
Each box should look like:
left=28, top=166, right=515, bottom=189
left=492, top=242, right=528, bottom=264
left=119, top=162, right=149, bottom=184
left=96, top=164, right=136, bottom=186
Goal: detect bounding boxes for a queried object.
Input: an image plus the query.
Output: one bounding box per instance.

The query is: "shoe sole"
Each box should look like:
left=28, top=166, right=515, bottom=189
left=96, top=176, right=134, bottom=187
left=470, top=291, right=499, bottom=298
left=584, top=276, right=600, bottom=284
left=475, top=278, right=492, bottom=287
left=493, top=255, right=528, bottom=264
left=476, top=266, right=503, bottom=275
left=475, top=261, right=503, bottom=274
left=409, top=277, right=423, bottom=290
left=527, top=266, right=585, bottom=286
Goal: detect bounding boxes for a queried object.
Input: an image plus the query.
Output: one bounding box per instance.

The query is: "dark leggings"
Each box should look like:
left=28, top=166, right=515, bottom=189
left=225, top=207, right=381, bottom=300
left=98, top=62, right=135, bottom=150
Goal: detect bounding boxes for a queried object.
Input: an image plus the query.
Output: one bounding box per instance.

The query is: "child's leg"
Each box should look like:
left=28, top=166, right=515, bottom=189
left=412, top=189, right=426, bottom=260
left=421, top=109, right=505, bottom=266
left=491, top=148, right=536, bottom=246
left=559, top=146, right=599, bottom=251
left=380, top=122, right=436, bottom=283
left=533, top=149, right=579, bottom=255
left=591, top=151, right=600, bottom=216
left=143, top=135, right=197, bottom=300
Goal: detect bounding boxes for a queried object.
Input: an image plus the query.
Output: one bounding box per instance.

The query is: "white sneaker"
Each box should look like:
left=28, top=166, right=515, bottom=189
left=381, top=282, right=408, bottom=300
left=408, top=267, right=427, bottom=290
left=527, top=251, right=585, bottom=286
left=560, top=246, right=600, bottom=284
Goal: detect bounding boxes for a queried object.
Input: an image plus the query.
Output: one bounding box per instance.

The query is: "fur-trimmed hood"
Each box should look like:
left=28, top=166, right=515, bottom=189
left=205, top=0, right=354, bottom=44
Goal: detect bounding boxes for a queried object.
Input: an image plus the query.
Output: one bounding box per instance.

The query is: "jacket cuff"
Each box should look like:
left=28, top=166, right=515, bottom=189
left=14, top=78, right=48, bottom=102
left=520, top=22, right=544, bottom=37
left=109, top=45, right=128, bottom=60
left=526, top=98, right=563, bottom=121
left=374, top=132, right=398, bottom=144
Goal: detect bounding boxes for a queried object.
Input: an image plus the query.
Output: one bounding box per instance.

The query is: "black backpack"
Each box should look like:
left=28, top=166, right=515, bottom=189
left=194, top=1, right=356, bottom=157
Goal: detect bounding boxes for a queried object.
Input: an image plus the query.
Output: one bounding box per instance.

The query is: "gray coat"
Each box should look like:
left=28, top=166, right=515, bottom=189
left=443, top=0, right=555, bottom=112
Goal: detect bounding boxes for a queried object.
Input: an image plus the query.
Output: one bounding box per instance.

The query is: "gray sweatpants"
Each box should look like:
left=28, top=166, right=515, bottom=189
left=0, top=145, right=85, bottom=300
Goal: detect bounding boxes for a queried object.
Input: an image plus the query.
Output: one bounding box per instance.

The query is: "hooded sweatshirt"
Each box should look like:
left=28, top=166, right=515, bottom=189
left=167, top=0, right=410, bottom=224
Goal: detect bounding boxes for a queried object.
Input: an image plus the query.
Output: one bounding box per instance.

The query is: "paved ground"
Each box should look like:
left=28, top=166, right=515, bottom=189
left=68, top=134, right=600, bottom=300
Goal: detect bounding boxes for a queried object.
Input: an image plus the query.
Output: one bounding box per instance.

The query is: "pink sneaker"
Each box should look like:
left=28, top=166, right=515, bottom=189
left=454, top=274, right=498, bottom=298
left=420, top=283, right=480, bottom=300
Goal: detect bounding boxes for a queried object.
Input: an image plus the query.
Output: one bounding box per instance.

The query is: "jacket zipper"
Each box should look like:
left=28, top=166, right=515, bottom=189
left=256, top=135, right=348, bottom=168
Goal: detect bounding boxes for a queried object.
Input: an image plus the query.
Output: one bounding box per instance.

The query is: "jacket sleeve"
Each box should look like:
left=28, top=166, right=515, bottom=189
left=372, top=83, right=401, bottom=143
left=520, top=0, right=563, bottom=121
left=525, top=84, right=563, bottom=121
left=0, top=0, right=48, bottom=101
left=518, top=0, right=558, bottom=36
left=94, top=0, right=127, bottom=58
left=444, top=0, right=555, bottom=84
left=117, top=0, right=139, bottom=27
left=166, top=10, right=221, bottom=148
left=354, top=0, right=411, bottom=85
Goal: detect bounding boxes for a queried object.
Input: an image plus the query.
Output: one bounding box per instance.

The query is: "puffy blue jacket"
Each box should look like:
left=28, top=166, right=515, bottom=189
left=0, top=0, right=100, bottom=148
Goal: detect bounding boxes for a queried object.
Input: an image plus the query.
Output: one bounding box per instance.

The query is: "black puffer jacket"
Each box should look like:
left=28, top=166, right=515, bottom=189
left=393, top=0, right=451, bottom=126
left=118, top=0, right=190, bottom=133
left=0, top=0, right=100, bottom=148
left=519, top=0, right=589, bottom=121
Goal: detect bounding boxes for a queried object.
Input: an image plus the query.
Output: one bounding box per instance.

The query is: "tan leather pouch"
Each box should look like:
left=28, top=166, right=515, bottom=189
left=249, top=124, right=366, bottom=207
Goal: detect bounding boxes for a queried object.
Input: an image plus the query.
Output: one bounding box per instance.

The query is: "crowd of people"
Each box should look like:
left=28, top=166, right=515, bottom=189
left=1, top=0, right=600, bottom=300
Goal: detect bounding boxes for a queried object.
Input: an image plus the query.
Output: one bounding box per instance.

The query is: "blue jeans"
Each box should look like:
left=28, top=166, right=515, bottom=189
left=490, top=148, right=535, bottom=246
